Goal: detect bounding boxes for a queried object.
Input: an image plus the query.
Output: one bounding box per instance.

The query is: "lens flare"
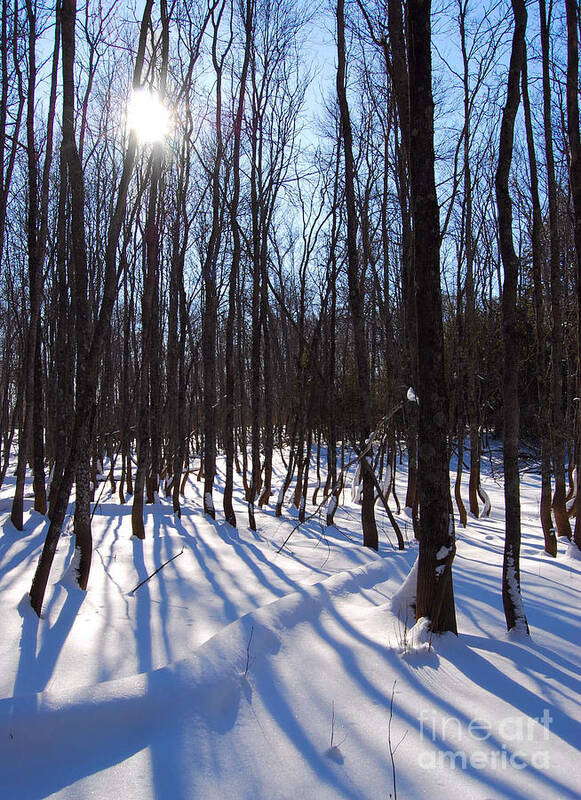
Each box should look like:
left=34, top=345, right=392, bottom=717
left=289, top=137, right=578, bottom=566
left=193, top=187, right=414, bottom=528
left=127, top=89, right=171, bottom=143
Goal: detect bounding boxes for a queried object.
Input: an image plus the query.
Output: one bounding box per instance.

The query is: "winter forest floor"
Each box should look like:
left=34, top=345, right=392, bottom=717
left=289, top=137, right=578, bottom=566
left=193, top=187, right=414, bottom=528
left=0, top=448, right=580, bottom=800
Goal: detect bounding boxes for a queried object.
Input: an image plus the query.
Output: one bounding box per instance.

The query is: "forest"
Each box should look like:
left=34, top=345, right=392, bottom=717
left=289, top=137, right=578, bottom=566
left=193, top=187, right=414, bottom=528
left=0, top=0, right=581, bottom=796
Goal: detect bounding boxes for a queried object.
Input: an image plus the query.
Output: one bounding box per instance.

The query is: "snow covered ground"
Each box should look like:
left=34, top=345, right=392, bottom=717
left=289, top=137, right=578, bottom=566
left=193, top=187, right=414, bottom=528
left=0, top=450, right=580, bottom=799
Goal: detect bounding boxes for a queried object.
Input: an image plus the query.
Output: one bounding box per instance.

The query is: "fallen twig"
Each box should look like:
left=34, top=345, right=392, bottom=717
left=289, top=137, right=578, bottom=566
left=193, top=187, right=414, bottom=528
left=129, top=547, right=185, bottom=594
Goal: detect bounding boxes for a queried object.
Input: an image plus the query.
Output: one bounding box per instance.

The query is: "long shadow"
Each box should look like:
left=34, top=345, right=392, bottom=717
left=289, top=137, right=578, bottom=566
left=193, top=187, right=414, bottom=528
left=12, top=537, right=85, bottom=698
left=271, top=522, right=346, bottom=578
left=1, top=687, right=171, bottom=800
left=131, top=537, right=152, bottom=674
left=195, top=524, right=257, bottom=604
left=176, top=512, right=244, bottom=625
left=310, top=595, right=580, bottom=800
left=219, top=521, right=306, bottom=597
left=139, top=501, right=253, bottom=654
left=93, top=510, right=128, bottom=599
left=147, top=512, right=187, bottom=800
left=140, top=500, right=256, bottom=799
left=461, top=632, right=581, bottom=700
left=249, top=660, right=363, bottom=800
left=8, top=466, right=576, bottom=799
left=169, top=498, right=327, bottom=632
left=94, top=511, right=132, bottom=684
left=211, top=539, right=577, bottom=800
left=456, top=593, right=501, bottom=640
left=146, top=505, right=218, bottom=800
left=453, top=559, right=581, bottom=682
left=92, top=502, right=134, bottom=517
left=92, top=501, right=189, bottom=799
left=524, top=554, right=581, bottom=576
left=2, top=650, right=245, bottom=800
left=0, top=520, right=49, bottom=586
left=183, top=500, right=353, bottom=608
left=151, top=511, right=174, bottom=665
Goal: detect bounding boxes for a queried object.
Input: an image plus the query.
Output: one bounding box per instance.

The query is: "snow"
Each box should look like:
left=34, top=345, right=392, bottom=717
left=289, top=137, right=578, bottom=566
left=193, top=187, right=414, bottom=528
left=566, top=469, right=577, bottom=514
left=479, top=483, right=492, bottom=517
left=381, top=464, right=392, bottom=496
left=407, top=386, right=419, bottom=404
left=326, top=495, right=337, bottom=518
left=1, top=449, right=580, bottom=799
left=351, top=462, right=362, bottom=504
left=390, top=553, right=418, bottom=622
left=565, top=540, right=581, bottom=562
left=504, top=553, right=529, bottom=634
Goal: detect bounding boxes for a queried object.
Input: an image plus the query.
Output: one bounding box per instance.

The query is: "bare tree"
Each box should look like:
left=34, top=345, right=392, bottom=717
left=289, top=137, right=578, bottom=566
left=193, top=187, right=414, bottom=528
left=521, top=41, right=557, bottom=557
left=223, top=0, right=254, bottom=527
left=336, top=0, right=378, bottom=550
left=30, top=0, right=156, bottom=616
left=132, top=0, right=170, bottom=538
left=540, top=0, right=571, bottom=540
left=495, top=0, right=529, bottom=633
left=201, top=0, right=232, bottom=520
left=11, top=0, right=59, bottom=528
left=565, top=0, right=581, bottom=553
left=407, top=0, right=457, bottom=633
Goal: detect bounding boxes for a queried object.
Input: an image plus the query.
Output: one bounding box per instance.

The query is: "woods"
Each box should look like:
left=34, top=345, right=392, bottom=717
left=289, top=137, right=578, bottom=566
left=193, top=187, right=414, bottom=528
left=1, top=0, right=581, bottom=638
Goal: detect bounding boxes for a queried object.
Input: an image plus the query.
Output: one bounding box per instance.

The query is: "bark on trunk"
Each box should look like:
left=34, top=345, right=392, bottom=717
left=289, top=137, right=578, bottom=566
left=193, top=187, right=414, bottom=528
left=60, top=0, right=93, bottom=588
left=29, top=0, right=155, bottom=616
left=540, top=0, right=571, bottom=540
left=565, top=0, right=581, bottom=552
left=11, top=0, right=58, bottom=528
left=336, top=0, right=378, bottom=550
left=521, top=46, right=557, bottom=557
left=408, top=0, right=457, bottom=634
left=224, top=0, right=252, bottom=527
left=387, top=0, right=418, bottom=516
left=495, top=0, right=529, bottom=633
left=459, top=2, right=481, bottom=519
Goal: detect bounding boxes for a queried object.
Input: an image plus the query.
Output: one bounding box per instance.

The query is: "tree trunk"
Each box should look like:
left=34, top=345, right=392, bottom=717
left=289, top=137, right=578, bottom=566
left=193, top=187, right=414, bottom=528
left=258, top=296, right=273, bottom=507
left=336, top=0, right=378, bottom=550
left=495, top=0, right=529, bottom=633
left=132, top=166, right=160, bottom=539
left=540, top=0, right=571, bottom=540
left=565, top=0, right=581, bottom=552
left=387, top=0, right=418, bottom=517
left=132, top=0, right=169, bottom=533
left=49, top=149, right=73, bottom=515
left=458, top=1, right=481, bottom=519
left=29, top=0, right=155, bottom=616
left=455, top=426, right=468, bottom=528
left=408, top=0, right=457, bottom=634
left=203, top=6, right=229, bottom=520
left=60, top=0, right=93, bottom=588
left=224, top=0, right=252, bottom=527
left=521, top=44, right=557, bottom=557
left=11, top=0, right=57, bottom=528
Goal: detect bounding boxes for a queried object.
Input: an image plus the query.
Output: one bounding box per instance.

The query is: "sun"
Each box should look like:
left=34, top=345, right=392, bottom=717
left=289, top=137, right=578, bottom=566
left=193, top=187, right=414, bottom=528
left=127, top=89, right=171, bottom=144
